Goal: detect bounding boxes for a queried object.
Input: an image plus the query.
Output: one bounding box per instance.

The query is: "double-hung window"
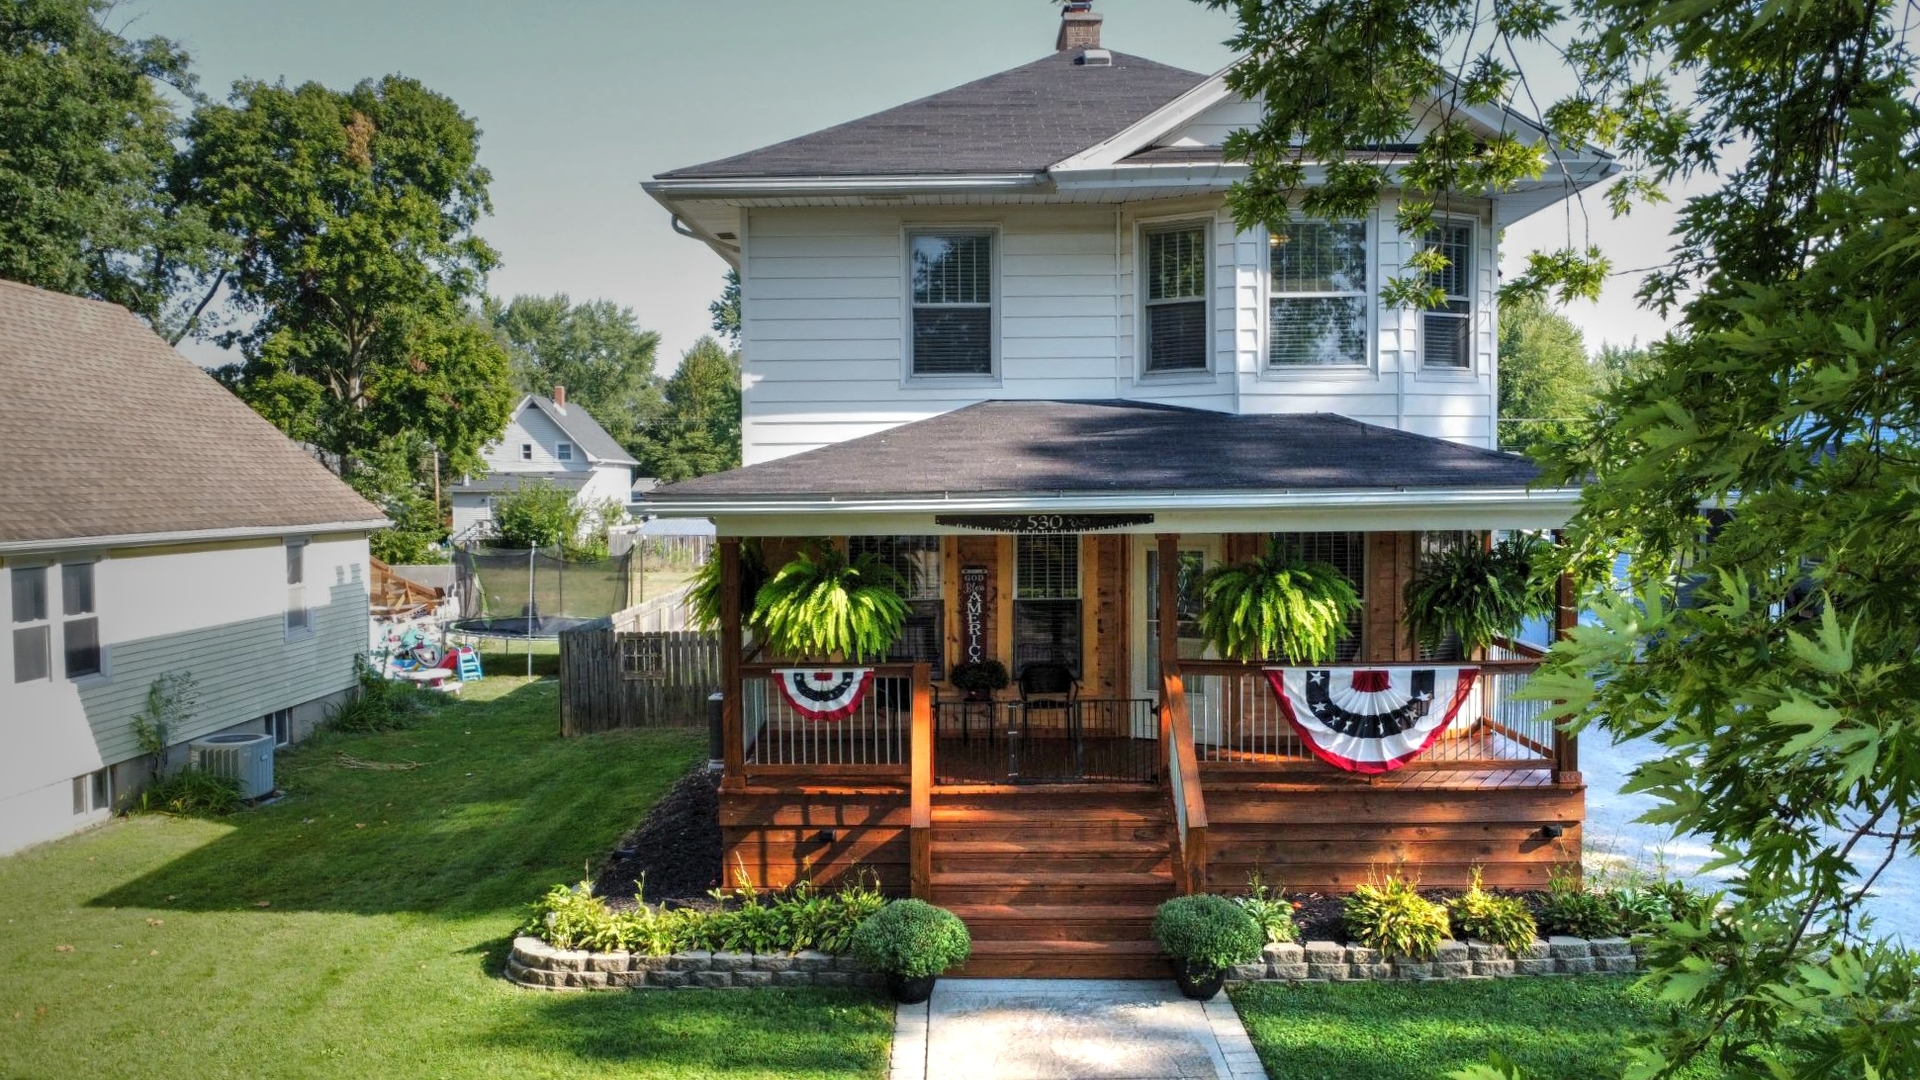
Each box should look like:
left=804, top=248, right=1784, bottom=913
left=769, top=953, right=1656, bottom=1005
left=520, top=443, right=533, bottom=461
left=1269, top=222, right=1369, bottom=367
left=908, top=231, right=994, bottom=377
left=1013, top=535, right=1081, bottom=679
left=1143, top=223, right=1209, bottom=372
left=11, top=566, right=50, bottom=683
left=61, top=562, right=100, bottom=678
left=285, top=541, right=310, bottom=636
left=849, top=536, right=944, bottom=679
left=556, top=442, right=573, bottom=462
left=1422, top=221, right=1474, bottom=369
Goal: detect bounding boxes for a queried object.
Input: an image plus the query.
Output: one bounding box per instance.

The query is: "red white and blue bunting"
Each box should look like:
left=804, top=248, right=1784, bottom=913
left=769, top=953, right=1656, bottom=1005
left=772, top=668, right=875, bottom=722
left=1262, top=666, right=1480, bottom=774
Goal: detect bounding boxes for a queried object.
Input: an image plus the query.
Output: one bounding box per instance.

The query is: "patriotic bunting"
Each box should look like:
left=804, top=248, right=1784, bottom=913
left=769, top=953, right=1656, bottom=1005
left=772, top=668, right=875, bottom=721
left=1263, top=666, right=1479, bottom=774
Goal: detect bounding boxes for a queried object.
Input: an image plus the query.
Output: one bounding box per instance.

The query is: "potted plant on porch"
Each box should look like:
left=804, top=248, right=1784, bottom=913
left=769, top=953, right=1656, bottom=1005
left=752, top=541, right=909, bottom=660
left=850, top=899, right=973, bottom=1003
left=1195, top=541, right=1362, bottom=662
left=1152, top=894, right=1264, bottom=1000
left=947, top=659, right=1010, bottom=701
left=1401, top=534, right=1555, bottom=654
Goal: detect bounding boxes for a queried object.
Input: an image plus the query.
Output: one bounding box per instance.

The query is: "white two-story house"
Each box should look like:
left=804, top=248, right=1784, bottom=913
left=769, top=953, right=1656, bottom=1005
left=0, top=280, right=387, bottom=855
left=449, top=388, right=639, bottom=540
left=635, top=4, right=1612, bottom=977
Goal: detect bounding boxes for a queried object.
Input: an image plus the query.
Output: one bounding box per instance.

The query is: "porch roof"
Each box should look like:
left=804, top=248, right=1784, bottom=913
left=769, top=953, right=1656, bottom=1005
left=650, top=400, right=1551, bottom=505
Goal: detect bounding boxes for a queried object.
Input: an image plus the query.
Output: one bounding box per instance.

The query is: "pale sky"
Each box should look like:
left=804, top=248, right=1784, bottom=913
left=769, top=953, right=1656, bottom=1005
left=131, top=0, right=1679, bottom=373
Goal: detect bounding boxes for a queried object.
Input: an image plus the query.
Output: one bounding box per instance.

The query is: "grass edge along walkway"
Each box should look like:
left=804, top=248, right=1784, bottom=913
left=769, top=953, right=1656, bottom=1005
left=0, top=676, right=893, bottom=1080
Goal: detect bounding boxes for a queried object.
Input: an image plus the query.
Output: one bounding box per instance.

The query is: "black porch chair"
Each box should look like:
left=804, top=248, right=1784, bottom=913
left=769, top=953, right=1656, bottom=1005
left=1016, top=662, right=1079, bottom=710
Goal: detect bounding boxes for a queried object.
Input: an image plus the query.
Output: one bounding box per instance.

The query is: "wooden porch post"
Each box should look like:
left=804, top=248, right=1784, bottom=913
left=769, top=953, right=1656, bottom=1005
left=1550, top=529, right=1581, bottom=785
left=719, top=537, right=744, bottom=791
left=909, top=662, right=932, bottom=900
left=1156, top=533, right=1179, bottom=727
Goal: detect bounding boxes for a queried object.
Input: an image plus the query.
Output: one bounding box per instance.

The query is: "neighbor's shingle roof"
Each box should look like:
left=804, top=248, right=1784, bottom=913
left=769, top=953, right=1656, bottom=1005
left=519, top=395, right=638, bottom=466
left=656, top=51, right=1207, bottom=179
left=648, top=400, right=1542, bottom=502
left=0, top=279, right=386, bottom=546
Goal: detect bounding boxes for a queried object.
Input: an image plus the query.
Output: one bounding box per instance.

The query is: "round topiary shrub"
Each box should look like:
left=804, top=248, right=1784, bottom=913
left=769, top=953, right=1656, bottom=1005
left=1152, top=895, right=1265, bottom=973
left=849, top=899, right=972, bottom=979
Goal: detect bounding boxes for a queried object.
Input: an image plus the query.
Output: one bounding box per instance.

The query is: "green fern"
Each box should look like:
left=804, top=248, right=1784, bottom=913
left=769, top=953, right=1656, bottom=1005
left=688, top=538, right=768, bottom=634
left=1196, top=542, right=1360, bottom=662
left=752, top=542, right=909, bottom=661
left=1402, top=534, right=1555, bottom=653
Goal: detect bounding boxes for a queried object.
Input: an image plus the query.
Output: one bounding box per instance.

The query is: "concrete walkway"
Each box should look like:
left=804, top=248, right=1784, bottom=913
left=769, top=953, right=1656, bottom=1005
left=889, top=979, right=1265, bottom=1080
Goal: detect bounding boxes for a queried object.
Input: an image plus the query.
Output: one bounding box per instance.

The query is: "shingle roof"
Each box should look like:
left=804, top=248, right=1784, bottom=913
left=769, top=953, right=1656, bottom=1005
left=520, top=395, right=638, bottom=466
left=656, top=51, right=1208, bottom=179
left=647, top=400, right=1542, bottom=502
left=0, top=279, right=386, bottom=546
left=454, top=471, right=591, bottom=496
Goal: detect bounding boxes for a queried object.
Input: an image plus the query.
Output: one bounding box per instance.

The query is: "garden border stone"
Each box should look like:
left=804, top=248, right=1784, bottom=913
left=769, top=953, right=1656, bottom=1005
left=506, top=936, right=877, bottom=992
left=1224, top=934, right=1644, bottom=986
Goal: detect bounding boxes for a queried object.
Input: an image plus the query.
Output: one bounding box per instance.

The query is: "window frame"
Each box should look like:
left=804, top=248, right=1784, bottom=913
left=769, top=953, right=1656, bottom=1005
left=267, top=707, right=293, bottom=747
left=11, top=563, right=51, bottom=684
left=284, top=539, right=313, bottom=640
left=556, top=441, right=574, bottom=462
left=1137, top=217, right=1214, bottom=377
left=1418, top=216, right=1477, bottom=374
left=902, top=225, right=1001, bottom=385
left=1262, top=217, right=1375, bottom=373
left=520, top=443, right=534, bottom=461
left=59, top=560, right=102, bottom=681
left=1012, top=534, right=1083, bottom=680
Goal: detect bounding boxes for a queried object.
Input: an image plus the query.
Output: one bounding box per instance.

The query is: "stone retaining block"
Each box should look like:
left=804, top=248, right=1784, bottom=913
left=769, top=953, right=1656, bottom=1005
left=506, top=937, right=877, bottom=992
left=1234, top=935, right=1641, bottom=986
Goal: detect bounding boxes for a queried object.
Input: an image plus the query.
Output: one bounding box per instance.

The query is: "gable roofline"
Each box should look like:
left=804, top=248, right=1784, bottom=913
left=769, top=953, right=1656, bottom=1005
left=514, top=394, right=639, bottom=467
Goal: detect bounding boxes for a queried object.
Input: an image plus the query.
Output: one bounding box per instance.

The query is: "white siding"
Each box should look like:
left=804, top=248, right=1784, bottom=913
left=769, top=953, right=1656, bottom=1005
left=0, top=535, right=369, bottom=853
left=737, top=195, right=1499, bottom=463
left=480, top=404, right=595, bottom=476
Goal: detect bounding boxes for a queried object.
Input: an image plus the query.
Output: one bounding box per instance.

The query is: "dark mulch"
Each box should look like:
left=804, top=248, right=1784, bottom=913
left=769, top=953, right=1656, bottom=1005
left=1286, top=886, right=1543, bottom=943
left=593, top=766, right=724, bottom=906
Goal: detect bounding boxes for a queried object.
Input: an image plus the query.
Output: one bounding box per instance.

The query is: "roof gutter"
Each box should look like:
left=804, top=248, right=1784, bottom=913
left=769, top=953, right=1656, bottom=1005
left=0, top=519, right=392, bottom=556
left=640, top=486, right=1581, bottom=518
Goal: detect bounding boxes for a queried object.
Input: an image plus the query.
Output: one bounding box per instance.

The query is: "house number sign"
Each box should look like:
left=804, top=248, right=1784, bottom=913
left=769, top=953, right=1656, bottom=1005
left=934, top=513, right=1154, bottom=534
left=960, top=566, right=989, bottom=665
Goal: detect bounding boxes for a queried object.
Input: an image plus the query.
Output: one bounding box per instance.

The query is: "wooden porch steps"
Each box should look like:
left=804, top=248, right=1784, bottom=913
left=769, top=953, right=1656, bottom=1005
left=929, top=787, right=1176, bottom=978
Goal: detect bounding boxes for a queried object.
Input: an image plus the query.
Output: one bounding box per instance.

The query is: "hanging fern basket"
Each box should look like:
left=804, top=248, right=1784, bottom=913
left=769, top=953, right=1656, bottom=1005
left=751, top=542, right=909, bottom=662
left=1400, top=535, right=1556, bottom=654
left=1195, top=545, right=1361, bottom=663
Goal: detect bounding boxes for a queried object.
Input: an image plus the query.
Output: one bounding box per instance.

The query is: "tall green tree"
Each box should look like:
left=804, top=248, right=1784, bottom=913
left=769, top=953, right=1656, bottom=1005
left=1496, top=296, right=1596, bottom=454
left=1205, top=2, right=1920, bottom=1077
left=0, top=0, right=222, bottom=333
left=486, top=293, right=663, bottom=453
left=640, top=335, right=740, bottom=482
left=709, top=268, right=741, bottom=345
left=183, top=75, right=514, bottom=556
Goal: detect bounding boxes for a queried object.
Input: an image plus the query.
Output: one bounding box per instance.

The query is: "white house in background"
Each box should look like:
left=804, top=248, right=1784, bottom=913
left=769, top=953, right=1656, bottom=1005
left=0, top=279, right=388, bottom=855
left=449, top=388, right=638, bottom=539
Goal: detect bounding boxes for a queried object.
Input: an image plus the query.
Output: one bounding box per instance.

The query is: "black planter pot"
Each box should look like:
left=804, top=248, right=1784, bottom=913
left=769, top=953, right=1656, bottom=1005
left=1173, top=961, right=1227, bottom=1001
left=887, top=973, right=938, bottom=1004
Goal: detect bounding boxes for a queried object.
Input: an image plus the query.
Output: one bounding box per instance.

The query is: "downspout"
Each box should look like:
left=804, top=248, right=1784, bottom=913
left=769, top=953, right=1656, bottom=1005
left=1114, top=207, right=1124, bottom=397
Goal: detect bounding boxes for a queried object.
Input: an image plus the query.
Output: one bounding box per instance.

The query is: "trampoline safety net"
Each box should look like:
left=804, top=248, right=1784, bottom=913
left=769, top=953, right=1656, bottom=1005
left=452, top=545, right=633, bottom=638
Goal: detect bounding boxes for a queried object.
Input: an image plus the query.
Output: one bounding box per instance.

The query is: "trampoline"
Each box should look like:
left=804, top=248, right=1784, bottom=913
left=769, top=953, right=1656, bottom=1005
left=451, top=544, right=634, bottom=673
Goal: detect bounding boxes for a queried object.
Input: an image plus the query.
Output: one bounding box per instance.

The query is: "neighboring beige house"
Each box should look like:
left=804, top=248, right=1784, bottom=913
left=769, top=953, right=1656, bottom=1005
left=0, top=280, right=388, bottom=855
left=449, top=389, right=638, bottom=540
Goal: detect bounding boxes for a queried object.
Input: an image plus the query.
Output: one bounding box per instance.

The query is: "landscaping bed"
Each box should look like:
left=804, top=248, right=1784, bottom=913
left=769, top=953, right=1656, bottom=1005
left=593, top=766, right=723, bottom=905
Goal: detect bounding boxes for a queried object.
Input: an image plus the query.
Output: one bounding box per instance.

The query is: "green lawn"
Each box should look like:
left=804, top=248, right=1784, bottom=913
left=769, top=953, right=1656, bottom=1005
left=0, top=677, right=893, bottom=1080
left=1232, top=977, right=1724, bottom=1080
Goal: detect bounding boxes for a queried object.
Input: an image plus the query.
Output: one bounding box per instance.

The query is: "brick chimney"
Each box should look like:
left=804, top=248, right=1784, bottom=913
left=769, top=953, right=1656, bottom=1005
left=552, top=384, right=566, bottom=410
left=1056, top=1, right=1101, bottom=52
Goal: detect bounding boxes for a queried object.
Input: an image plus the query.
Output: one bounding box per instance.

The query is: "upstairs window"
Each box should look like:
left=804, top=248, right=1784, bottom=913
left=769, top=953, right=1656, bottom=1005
left=61, top=562, right=99, bottom=678
left=909, top=231, right=994, bottom=377
left=1269, top=222, right=1368, bottom=367
left=556, top=442, right=574, bottom=462
left=1422, top=222, right=1474, bottom=369
left=849, top=536, right=944, bottom=680
left=520, top=443, right=534, bottom=461
left=11, top=566, right=49, bottom=683
left=1013, top=535, right=1082, bottom=679
left=1143, top=223, right=1209, bottom=372
left=285, top=541, right=310, bottom=636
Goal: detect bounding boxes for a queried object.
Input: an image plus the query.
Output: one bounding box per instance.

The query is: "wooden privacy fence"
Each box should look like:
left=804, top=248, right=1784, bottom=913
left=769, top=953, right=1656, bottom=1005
left=559, top=609, right=721, bottom=735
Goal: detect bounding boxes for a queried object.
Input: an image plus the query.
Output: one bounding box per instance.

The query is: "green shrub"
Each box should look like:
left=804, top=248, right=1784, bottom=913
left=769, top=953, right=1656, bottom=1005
left=1445, top=869, right=1538, bottom=954
left=327, top=657, right=436, bottom=734
left=523, top=872, right=894, bottom=958
left=948, top=660, right=1010, bottom=694
left=849, top=899, right=971, bottom=978
left=1153, top=894, right=1265, bottom=972
left=1343, top=871, right=1451, bottom=961
left=525, top=881, right=626, bottom=951
left=494, top=479, right=582, bottom=550
left=137, top=769, right=243, bottom=817
left=1537, top=868, right=1623, bottom=938
left=1236, top=873, right=1299, bottom=945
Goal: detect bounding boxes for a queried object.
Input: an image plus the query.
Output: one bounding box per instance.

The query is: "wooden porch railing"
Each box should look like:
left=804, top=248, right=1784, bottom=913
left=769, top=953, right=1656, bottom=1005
left=1162, top=668, right=1209, bottom=894
left=1178, top=655, right=1557, bottom=774
left=737, top=661, right=925, bottom=775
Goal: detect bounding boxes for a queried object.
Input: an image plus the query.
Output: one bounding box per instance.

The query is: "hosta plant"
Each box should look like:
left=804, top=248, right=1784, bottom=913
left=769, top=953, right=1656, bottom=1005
left=1401, top=534, right=1554, bottom=654
left=752, top=542, right=909, bottom=661
left=1536, top=868, right=1622, bottom=939
left=1235, top=872, right=1300, bottom=945
left=1342, top=870, right=1451, bottom=961
left=1445, top=868, right=1538, bottom=954
left=1196, top=542, right=1360, bottom=662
